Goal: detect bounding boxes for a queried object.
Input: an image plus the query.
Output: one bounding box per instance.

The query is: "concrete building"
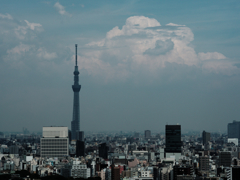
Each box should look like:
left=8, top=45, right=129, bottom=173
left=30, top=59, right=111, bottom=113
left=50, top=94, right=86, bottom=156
left=76, top=131, right=84, bottom=141
left=9, top=145, right=19, bottom=154
left=41, top=127, right=69, bottom=158
left=199, top=156, right=209, bottom=171
left=71, top=162, right=91, bottom=179
left=145, top=130, right=151, bottom=139
left=202, top=131, right=211, bottom=145
left=227, top=138, right=238, bottom=146
left=228, top=120, right=240, bottom=139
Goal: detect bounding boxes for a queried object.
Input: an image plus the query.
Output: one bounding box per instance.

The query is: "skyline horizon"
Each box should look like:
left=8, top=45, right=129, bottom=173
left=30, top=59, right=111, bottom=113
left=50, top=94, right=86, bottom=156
left=0, top=1, right=240, bottom=132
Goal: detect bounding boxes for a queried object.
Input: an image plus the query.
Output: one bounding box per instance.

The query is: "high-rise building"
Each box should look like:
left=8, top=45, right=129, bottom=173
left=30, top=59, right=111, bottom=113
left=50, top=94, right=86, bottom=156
left=111, top=165, right=120, bottom=180
left=219, top=151, right=231, bottom=167
left=76, top=140, right=85, bottom=157
left=199, top=156, right=209, bottom=171
left=76, top=131, right=84, bottom=141
left=202, top=130, right=211, bottom=145
left=232, top=167, right=240, bottom=180
left=99, top=143, right=109, bottom=159
left=40, top=127, right=69, bottom=158
left=9, top=145, right=19, bottom=154
left=71, top=44, right=81, bottom=140
left=228, top=120, right=240, bottom=139
left=145, top=130, right=151, bottom=139
left=165, top=125, right=182, bottom=160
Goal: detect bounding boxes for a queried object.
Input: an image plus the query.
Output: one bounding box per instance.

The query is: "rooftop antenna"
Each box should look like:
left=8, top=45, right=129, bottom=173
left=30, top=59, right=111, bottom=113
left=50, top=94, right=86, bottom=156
left=75, top=44, right=78, bottom=66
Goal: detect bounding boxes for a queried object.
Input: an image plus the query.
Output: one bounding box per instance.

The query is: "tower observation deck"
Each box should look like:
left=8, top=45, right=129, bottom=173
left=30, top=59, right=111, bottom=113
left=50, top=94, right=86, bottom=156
left=71, top=44, right=81, bottom=140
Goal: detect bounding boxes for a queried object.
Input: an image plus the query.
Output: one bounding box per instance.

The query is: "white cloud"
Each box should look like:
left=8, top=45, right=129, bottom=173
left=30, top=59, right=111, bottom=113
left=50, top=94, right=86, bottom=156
left=37, top=48, right=57, bottom=60
left=24, top=20, right=42, bottom=30
left=7, top=43, right=32, bottom=54
left=80, top=16, right=239, bottom=79
left=0, top=13, right=13, bottom=20
left=14, top=20, right=43, bottom=39
left=198, top=52, right=226, bottom=61
left=166, top=23, right=185, bottom=27
left=202, top=61, right=239, bottom=76
left=54, top=2, right=72, bottom=17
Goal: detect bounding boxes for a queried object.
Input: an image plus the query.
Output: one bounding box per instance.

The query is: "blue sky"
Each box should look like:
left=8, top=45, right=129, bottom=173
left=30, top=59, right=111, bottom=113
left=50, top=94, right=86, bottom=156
left=0, top=1, right=240, bottom=133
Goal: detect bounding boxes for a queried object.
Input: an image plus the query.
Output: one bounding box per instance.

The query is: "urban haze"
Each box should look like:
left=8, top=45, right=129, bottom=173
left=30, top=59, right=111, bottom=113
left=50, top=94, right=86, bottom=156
left=1, top=1, right=240, bottom=180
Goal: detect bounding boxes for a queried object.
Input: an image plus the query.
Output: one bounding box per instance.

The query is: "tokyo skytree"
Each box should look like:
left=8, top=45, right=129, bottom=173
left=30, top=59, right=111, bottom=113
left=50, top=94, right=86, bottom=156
left=71, top=44, right=81, bottom=140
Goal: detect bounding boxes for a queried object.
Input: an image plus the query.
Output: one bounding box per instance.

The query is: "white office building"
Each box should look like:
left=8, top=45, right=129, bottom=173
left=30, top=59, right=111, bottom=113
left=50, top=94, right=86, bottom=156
left=71, top=161, right=91, bottom=178
left=41, top=127, right=69, bottom=158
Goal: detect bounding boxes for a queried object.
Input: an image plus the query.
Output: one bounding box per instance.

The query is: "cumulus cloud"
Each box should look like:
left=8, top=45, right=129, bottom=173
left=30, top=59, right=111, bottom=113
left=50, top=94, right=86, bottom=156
left=198, top=52, right=226, bottom=61
left=7, top=43, right=32, bottom=54
left=37, top=48, right=57, bottom=60
left=54, top=2, right=72, bottom=17
left=0, top=13, right=13, bottom=20
left=80, top=16, right=239, bottom=80
left=24, top=20, right=42, bottom=30
left=14, top=20, right=43, bottom=39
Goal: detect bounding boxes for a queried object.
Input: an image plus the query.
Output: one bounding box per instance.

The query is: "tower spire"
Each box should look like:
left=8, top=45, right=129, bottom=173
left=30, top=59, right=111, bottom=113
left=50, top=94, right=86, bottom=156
left=71, top=44, right=81, bottom=141
left=75, top=44, right=78, bottom=66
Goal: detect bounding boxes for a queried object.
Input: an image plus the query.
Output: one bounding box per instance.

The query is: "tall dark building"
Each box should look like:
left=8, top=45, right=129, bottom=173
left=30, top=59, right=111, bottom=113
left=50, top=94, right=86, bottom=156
left=202, top=131, right=211, bottom=145
left=111, top=165, right=120, bottom=180
left=165, top=125, right=181, bottom=153
left=76, top=131, right=84, bottom=141
left=76, top=140, right=85, bottom=157
left=99, top=143, right=109, bottom=159
left=219, top=151, right=231, bottom=167
left=199, top=156, right=209, bottom=171
left=145, top=130, right=151, bottom=139
left=71, top=44, right=81, bottom=140
left=232, top=167, right=240, bottom=180
left=228, top=120, right=240, bottom=139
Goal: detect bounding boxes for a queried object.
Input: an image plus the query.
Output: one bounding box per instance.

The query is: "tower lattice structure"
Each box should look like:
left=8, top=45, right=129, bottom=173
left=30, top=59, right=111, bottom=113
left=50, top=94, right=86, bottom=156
left=71, top=44, right=81, bottom=140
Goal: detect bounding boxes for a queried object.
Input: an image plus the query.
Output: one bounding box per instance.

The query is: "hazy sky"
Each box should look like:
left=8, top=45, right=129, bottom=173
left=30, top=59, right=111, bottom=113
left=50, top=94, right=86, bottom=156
left=0, top=1, right=240, bottom=133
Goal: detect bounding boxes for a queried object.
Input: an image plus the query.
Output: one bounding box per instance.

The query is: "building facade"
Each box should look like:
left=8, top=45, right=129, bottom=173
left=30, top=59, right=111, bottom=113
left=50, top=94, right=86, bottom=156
left=202, top=131, right=211, bottom=145
left=41, top=127, right=69, bottom=158
left=145, top=130, right=151, bottom=139
left=228, top=120, right=240, bottom=139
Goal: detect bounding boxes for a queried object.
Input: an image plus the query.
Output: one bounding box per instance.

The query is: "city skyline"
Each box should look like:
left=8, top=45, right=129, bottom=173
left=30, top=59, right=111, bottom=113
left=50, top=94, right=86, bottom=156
left=0, top=1, right=240, bottom=132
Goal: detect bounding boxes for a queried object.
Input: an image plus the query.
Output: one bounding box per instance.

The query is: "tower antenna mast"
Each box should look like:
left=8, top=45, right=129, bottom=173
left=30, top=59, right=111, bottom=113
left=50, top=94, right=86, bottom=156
left=75, top=44, right=78, bottom=66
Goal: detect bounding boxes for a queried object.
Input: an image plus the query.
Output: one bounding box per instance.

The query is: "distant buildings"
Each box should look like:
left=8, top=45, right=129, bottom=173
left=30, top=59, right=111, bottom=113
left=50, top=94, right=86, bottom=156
left=145, top=130, right=151, bottom=139
left=40, top=126, right=69, bottom=158
left=202, top=130, right=211, bottom=145
left=228, top=120, right=240, bottom=139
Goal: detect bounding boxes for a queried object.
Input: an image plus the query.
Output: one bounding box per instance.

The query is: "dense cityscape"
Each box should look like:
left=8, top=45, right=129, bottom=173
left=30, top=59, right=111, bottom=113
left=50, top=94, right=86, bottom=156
left=1, top=1, right=240, bottom=180
left=0, top=45, right=240, bottom=180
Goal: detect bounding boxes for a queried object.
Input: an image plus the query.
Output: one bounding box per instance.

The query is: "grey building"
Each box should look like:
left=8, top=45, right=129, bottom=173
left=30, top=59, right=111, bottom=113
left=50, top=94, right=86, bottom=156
left=71, top=44, right=81, bottom=140
left=40, top=127, right=69, bottom=158
left=202, top=131, right=211, bottom=145
left=145, top=130, right=151, bottom=139
left=9, top=145, right=19, bottom=154
left=76, top=131, right=84, bottom=141
left=228, top=120, right=240, bottom=139
left=199, top=156, right=209, bottom=171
